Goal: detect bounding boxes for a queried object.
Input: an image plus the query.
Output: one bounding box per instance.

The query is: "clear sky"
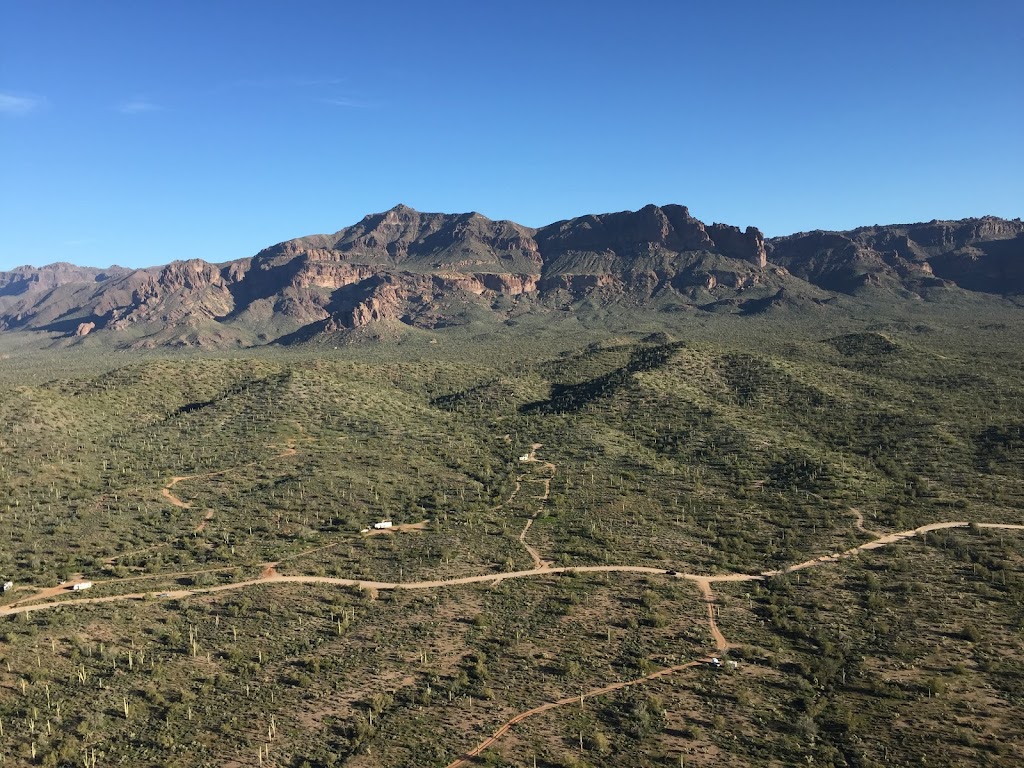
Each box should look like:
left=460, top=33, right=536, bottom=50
left=1, top=1, right=1021, bottom=270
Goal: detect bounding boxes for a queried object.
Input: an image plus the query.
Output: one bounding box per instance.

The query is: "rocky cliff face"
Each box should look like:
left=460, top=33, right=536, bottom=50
left=535, top=204, right=766, bottom=267
left=0, top=207, right=1019, bottom=347
left=261, top=204, right=542, bottom=274
left=0, top=263, right=127, bottom=296
left=769, top=216, right=1024, bottom=295
left=534, top=204, right=770, bottom=303
left=0, top=263, right=132, bottom=332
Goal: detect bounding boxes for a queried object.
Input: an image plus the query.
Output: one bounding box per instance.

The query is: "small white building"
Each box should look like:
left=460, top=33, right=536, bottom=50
left=518, top=454, right=530, bottom=462
left=2, top=581, right=12, bottom=592
left=373, top=521, right=393, bottom=530
left=72, top=581, right=93, bottom=591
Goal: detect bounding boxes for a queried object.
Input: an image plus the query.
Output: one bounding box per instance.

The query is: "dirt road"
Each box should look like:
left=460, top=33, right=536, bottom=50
left=160, top=479, right=192, bottom=509
left=5, top=576, right=85, bottom=608
left=0, top=564, right=676, bottom=618
left=518, top=518, right=549, bottom=570
left=6, top=522, right=1022, bottom=618
left=514, top=443, right=555, bottom=569
left=692, top=578, right=730, bottom=652
left=6, top=433, right=1024, bottom=768
left=758, top=520, right=1018, bottom=578
left=159, top=439, right=299, bottom=516
left=850, top=506, right=882, bottom=537
left=442, top=520, right=1024, bottom=765
left=446, top=658, right=708, bottom=768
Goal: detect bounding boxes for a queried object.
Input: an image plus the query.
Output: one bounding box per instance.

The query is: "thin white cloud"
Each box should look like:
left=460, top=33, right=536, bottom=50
left=0, top=92, right=42, bottom=115
left=118, top=99, right=162, bottom=114
left=320, top=97, right=372, bottom=109
left=233, top=76, right=348, bottom=89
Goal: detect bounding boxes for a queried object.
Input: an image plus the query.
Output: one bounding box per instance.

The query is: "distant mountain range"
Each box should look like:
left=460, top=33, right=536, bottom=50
left=1, top=205, right=1021, bottom=348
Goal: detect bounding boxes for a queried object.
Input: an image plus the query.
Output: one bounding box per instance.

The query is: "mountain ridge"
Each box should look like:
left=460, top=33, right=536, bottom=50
left=1, top=205, right=1020, bottom=348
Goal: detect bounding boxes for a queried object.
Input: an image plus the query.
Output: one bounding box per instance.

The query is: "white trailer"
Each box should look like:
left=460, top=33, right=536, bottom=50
left=373, top=521, right=393, bottom=530
left=72, top=581, right=93, bottom=591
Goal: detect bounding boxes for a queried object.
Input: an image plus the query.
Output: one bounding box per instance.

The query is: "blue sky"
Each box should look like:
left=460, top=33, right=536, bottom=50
left=1, top=1, right=1021, bottom=270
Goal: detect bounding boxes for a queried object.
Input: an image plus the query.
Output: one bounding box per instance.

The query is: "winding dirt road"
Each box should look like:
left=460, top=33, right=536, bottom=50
left=159, top=438, right=298, bottom=518
left=441, top=520, right=1024, bottom=767
left=160, top=477, right=192, bottom=509
left=7, top=440, right=302, bottom=608
left=445, top=658, right=708, bottom=768
left=3, top=513, right=1022, bottom=766
left=513, top=443, right=555, bottom=570
left=518, top=518, right=549, bottom=570
left=850, top=506, right=882, bottom=537
left=6, top=432, right=1024, bottom=766
left=757, top=520, right=1024, bottom=578
left=6, top=521, right=1022, bottom=618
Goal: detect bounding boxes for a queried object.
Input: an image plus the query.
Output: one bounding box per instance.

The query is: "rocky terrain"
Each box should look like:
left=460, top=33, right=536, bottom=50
left=0, top=205, right=1021, bottom=348
left=769, top=217, right=1024, bottom=296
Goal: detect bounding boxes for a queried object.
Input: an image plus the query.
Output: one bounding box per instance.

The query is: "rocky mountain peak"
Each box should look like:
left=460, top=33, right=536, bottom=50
left=707, top=223, right=768, bottom=268
left=0, top=207, right=1019, bottom=348
left=535, top=204, right=766, bottom=266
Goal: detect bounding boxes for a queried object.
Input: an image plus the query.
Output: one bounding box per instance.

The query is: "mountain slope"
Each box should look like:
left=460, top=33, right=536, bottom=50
left=769, top=216, right=1024, bottom=295
left=0, top=207, right=1020, bottom=348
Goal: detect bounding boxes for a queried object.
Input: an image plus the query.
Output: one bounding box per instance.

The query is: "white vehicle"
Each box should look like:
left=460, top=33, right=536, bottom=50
left=2, top=581, right=12, bottom=592
left=709, top=657, right=722, bottom=667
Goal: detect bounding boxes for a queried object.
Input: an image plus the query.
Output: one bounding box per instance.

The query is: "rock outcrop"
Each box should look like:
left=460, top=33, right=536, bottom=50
left=707, top=224, right=767, bottom=268
left=769, top=216, right=1024, bottom=295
